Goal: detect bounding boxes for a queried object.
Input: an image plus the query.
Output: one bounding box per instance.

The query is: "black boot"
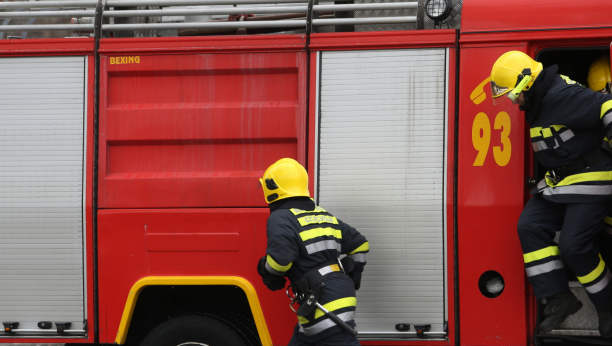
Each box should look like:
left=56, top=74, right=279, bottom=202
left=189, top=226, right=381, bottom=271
left=598, top=309, right=612, bottom=338
left=539, top=291, right=583, bottom=334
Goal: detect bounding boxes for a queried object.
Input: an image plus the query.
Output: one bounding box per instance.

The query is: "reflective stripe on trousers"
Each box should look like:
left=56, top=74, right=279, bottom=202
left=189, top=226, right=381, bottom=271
left=298, top=311, right=355, bottom=336
left=543, top=185, right=612, bottom=196
left=526, top=260, right=565, bottom=277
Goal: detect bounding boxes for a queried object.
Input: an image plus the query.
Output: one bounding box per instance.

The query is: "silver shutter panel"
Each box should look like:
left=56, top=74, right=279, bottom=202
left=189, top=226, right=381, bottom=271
left=0, top=56, right=86, bottom=334
left=318, top=49, right=447, bottom=338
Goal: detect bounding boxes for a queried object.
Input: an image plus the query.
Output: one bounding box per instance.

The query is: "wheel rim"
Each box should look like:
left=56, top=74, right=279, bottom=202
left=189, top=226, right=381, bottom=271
left=177, top=343, right=210, bottom=346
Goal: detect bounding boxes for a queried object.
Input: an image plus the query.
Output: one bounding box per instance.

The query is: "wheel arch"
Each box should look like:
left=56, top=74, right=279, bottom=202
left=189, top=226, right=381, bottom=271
left=114, top=276, right=272, bottom=346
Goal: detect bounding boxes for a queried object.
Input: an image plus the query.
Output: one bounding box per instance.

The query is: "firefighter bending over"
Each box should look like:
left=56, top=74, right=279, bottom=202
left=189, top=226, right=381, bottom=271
left=256, top=158, right=369, bottom=346
left=590, top=56, right=612, bottom=271
left=491, top=51, right=612, bottom=337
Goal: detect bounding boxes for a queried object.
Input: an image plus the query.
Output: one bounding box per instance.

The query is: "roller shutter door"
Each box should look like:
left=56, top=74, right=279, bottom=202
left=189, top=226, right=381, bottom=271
left=317, top=49, right=448, bottom=338
left=0, top=56, right=86, bottom=335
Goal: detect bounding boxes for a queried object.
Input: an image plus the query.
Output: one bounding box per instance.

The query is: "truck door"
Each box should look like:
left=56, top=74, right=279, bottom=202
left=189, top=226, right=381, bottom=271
left=0, top=56, right=87, bottom=336
left=458, top=45, right=529, bottom=345
left=311, top=32, right=456, bottom=340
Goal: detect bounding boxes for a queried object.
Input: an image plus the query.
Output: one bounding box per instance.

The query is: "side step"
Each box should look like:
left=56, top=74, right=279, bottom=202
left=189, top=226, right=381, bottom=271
left=536, top=282, right=612, bottom=345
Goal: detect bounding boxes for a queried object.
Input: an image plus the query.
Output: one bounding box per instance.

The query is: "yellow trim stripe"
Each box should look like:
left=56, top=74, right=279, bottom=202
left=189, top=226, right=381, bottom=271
left=531, top=125, right=567, bottom=139
left=266, top=255, right=292, bottom=272
left=551, top=125, right=566, bottom=132
left=578, top=254, right=605, bottom=284
left=300, top=227, right=342, bottom=241
left=605, top=216, right=612, bottom=227
left=530, top=127, right=542, bottom=138
left=298, top=215, right=338, bottom=227
left=348, top=241, right=370, bottom=255
left=114, top=276, right=272, bottom=346
left=552, top=171, right=612, bottom=187
left=314, top=297, right=357, bottom=320
left=523, top=246, right=560, bottom=263
left=298, top=315, right=310, bottom=324
left=601, top=100, right=612, bottom=119
left=291, top=206, right=327, bottom=215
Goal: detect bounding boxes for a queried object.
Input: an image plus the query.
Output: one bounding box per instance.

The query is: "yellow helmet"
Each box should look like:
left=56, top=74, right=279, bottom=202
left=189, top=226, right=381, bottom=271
left=588, top=56, right=611, bottom=93
left=490, top=51, right=543, bottom=105
left=259, top=158, right=310, bottom=204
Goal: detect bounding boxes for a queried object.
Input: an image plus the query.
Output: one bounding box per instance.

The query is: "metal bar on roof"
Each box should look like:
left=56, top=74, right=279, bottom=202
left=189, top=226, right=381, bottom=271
left=312, top=16, right=416, bottom=25
left=102, top=20, right=306, bottom=30
left=0, top=1, right=98, bottom=9
left=313, top=2, right=418, bottom=11
left=103, top=6, right=308, bottom=17
left=0, top=11, right=96, bottom=19
left=0, top=24, right=94, bottom=32
left=105, top=0, right=308, bottom=6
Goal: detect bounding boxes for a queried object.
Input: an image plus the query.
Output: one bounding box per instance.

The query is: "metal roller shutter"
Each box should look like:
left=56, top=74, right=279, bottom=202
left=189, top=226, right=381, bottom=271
left=317, top=49, right=448, bottom=338
left=0, top=56, right=86, bottom=335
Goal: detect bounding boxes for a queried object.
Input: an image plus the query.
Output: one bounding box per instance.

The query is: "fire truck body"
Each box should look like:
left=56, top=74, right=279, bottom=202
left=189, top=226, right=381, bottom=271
left=0, top=0, right=611, bottom=345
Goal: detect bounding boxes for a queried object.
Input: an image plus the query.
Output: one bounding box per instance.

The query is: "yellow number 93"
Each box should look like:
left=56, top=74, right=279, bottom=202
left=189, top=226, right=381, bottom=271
left=472, top=112, right=511, bottom=167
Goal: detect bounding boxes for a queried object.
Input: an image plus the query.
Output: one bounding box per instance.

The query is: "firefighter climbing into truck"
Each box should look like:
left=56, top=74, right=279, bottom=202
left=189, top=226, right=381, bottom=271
left=491, top=51, right=612, bottom=337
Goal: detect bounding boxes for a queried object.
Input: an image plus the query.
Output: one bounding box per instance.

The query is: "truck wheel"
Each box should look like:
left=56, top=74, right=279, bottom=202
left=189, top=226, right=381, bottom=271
left=140, top=315, right=248, bottom=346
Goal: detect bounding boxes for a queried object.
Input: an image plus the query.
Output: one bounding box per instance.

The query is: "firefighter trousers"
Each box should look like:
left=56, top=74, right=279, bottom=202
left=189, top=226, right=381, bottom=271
left=288, top=329, right=361, bottom=346
left=517, top=194, right=612, bottom=310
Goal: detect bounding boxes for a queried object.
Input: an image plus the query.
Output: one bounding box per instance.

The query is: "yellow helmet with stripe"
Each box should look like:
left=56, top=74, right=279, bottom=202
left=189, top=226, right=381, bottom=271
left=259, top=158, right=310, bottom=204
left=588, top=55, right=611, bottom=93
left=490, top=51, right=543, bottom=105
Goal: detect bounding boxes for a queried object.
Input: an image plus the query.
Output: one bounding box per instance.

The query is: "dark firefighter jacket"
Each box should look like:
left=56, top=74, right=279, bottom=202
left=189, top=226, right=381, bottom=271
left=527, top=65, right=612, bottom=203
left=264, top=197, right=369, bottom=342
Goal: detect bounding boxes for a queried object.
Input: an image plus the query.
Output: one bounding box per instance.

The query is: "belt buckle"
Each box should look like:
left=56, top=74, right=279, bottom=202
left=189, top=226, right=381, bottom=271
left=546, top=169, right=562, bottom=184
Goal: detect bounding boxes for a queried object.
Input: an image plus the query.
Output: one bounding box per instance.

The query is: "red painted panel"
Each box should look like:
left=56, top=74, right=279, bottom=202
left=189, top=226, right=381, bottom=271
left=99, top=34, right=306, bottom=54
left=0, top=38, right=93, bottom=56
left=458, top=44, right=529, bottom=345
left=99, top=51, right=307, bottom=208
left=146, top=233, right=240, bottom=252
left=462, top=0, right=612, bottom=34
left=97, top=209, right=296, bottom=345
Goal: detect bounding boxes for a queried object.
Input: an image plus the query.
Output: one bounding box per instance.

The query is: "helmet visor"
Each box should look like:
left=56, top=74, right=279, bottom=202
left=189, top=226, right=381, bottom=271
left=491, top=80, right=509, bottom=105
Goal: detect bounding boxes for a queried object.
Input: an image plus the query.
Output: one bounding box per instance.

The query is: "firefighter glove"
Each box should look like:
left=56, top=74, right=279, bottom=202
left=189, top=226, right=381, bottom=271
left=349, top=271, right=362, bottom=291
left=257, top=256, right=287, bottom=291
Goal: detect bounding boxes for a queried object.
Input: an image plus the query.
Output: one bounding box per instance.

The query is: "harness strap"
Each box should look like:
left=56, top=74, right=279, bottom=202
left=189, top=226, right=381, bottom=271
left=550, top=148, right=612, bottom=180
left=294, top=260, right=342, bottom=295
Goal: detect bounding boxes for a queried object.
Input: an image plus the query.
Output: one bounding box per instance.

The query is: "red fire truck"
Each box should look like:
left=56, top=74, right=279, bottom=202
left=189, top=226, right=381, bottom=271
left=0, top=0, right=611, bottom=345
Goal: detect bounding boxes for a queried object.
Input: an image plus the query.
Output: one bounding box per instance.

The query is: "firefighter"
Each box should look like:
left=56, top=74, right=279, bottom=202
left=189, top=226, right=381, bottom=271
left=490, top=51, right=612, bottom=337
left=256, top=158, right=369, bottom=346
left=590, top=56, right=612, bottom=269
left=588, top=55, right=612, bottom=95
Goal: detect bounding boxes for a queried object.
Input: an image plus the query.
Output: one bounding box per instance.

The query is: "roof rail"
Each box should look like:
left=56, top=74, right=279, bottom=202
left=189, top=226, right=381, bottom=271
left=0, top=0, right=422, bottom=37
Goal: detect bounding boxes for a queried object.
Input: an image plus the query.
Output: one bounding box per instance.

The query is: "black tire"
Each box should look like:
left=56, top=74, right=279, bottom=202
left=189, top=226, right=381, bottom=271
left=220, top=311, right=262, bottom=346
left=140, top=315, right=248, bottom=346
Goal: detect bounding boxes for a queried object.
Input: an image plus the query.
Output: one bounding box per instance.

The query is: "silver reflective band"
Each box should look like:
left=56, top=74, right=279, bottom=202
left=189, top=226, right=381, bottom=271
left=559, top=129, right=575, bottom=142
left=526, top=260, right=564, bottom=277
left=585, top=269, right=612, bottom=294
left=603, top=112, right=612, bottom=128
left=349, top=253, right=367, bottom=263
left=265, top=262, right=284, bottom=276
left=537, top=179, right=547, bottom=191
left=543, top=185, right=612, bottom=196
left=532, top=139, right=560, bottom=152
left=299, top=311, right=355, bottom=336
left=532, top=140, right=548, bottom=152
left=305, top=240, right=341, bottom=255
